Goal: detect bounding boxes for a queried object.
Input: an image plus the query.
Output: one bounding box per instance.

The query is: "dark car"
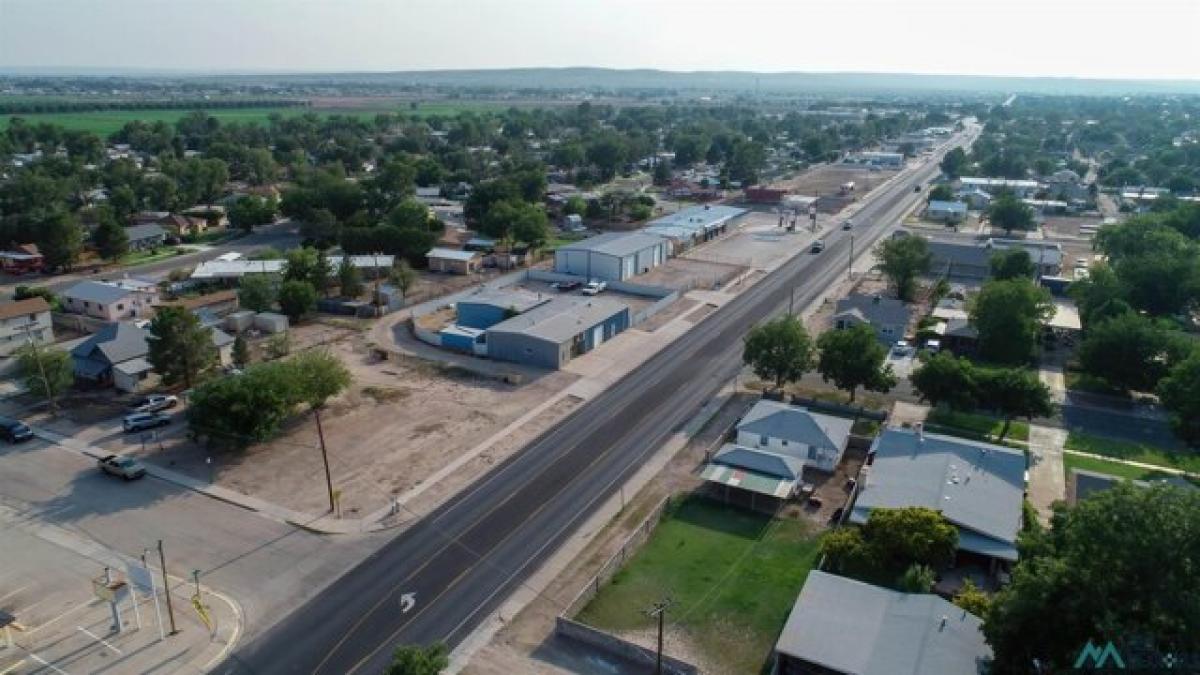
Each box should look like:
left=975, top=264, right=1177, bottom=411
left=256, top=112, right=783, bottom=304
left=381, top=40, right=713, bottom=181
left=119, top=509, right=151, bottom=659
left=551, top=280, right=582, bottom=292
left=0, top=417, right=34, bottom=443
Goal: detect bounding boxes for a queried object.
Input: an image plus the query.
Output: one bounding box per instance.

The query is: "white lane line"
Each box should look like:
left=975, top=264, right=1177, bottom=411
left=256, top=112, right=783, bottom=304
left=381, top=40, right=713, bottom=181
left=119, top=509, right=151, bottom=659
left=27, top=652, right=71, bottom=675
left=76, top=626, right=123, bottom=655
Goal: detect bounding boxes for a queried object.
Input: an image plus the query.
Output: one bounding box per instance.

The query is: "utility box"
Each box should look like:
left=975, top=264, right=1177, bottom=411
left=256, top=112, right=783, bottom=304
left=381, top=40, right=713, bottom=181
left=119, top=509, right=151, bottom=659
left=224, top=310, right=255, bottom=333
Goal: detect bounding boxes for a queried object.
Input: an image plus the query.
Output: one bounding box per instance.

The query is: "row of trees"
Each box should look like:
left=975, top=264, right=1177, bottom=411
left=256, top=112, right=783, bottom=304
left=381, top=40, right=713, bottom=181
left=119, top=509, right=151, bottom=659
left=910, top=352, right=1054, bottom=440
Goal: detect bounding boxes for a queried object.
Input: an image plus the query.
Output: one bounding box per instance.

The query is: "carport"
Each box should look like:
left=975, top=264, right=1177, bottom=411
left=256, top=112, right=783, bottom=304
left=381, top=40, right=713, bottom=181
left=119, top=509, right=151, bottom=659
left=700, top=443, right=803, bottom=513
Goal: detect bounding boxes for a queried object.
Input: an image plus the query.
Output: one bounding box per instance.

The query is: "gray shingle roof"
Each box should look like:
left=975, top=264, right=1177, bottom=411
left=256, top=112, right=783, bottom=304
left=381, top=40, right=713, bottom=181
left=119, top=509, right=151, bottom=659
left=711, top=444, right=804, bottom=481
left=775, top=571, right=991, bottom=675
left=64, top=280, right=134, bottom=305
left=834, top=294, right=910, bottom=327
left=738, top=400, right=853, bottom=452
left=126, top=223, right=168, bottom=242
left=557, top=231, right=666, bottom=258
left=71, top=322, right=149, bottom=366
left=851, top=428, right=1025, bottom=561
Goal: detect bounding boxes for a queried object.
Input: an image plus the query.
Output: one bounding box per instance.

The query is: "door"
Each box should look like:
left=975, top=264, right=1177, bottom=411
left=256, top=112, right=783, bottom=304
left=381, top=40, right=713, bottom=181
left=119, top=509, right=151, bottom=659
left=591, top=324, right=604, bottom=349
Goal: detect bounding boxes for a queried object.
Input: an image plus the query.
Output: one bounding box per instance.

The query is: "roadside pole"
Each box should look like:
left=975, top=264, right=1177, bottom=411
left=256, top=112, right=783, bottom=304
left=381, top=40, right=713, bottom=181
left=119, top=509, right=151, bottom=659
left=19, top=323, right=57, bottom=416
left=314, top=407, right=335, bottom=514
left=157, top=540, right=178, bottom=635
left=142, top=551, right=166, bottom=640
left=646, top=599, right=671, bottom=675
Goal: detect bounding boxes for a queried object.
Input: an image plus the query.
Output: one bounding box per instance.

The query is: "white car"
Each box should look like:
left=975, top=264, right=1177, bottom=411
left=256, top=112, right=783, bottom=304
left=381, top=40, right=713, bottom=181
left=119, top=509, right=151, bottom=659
left=892, top=340, right=913, bottom=356
left=581, top=280, right=607, bottom=296
left=128, top=394, right=179, bottom=413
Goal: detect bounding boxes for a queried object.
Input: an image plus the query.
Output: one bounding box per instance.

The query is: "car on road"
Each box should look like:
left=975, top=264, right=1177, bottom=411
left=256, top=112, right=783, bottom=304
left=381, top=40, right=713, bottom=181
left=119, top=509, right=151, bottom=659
left=842, top=220, right=853, bottom=230
left=0, top=417, right=34, bottom=443
left=551, top=280, right=582, bottom=292
left=98, top=454, right=147, bottom=480
left=128, top=394, right=179, bottom=413
left=914, top=184, right=922, bottom=192
left=581, top=280, right=607, bottom=296
left=123, top=412, right=171, bottom=433
left=810, top=239, right=825, bottom=253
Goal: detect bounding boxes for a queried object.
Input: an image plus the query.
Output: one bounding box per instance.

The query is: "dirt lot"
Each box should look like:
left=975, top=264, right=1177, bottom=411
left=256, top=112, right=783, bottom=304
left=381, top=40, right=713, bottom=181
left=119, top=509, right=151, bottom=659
left=770, top=163, right=899, bottom=201
left=635, top=256, right=744, bottom=291
left=1042, top=215, right=1106, bottom=240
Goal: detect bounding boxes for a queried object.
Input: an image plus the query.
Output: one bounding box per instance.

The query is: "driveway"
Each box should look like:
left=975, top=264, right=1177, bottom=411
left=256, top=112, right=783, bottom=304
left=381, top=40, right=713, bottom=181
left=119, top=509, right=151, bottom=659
left=1026, top=423, right=1068, bottom=523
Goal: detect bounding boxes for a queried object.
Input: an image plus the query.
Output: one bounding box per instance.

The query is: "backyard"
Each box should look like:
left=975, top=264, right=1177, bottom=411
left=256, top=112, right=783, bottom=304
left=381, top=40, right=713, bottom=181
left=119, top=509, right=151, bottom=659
left=926, top=407, right=1031, bottom=443
left=575, top=496, right=823, bottom=675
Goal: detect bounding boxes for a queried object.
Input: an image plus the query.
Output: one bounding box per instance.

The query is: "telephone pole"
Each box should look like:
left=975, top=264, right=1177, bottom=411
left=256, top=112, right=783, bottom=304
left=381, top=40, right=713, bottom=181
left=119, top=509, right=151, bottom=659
left=314, top=407, right=335, bottom=514
left=157, top=540, right=178, bottom=635
left=19, top=323, right=57, bottom=416
left=647, top=599, right=672, bottom=675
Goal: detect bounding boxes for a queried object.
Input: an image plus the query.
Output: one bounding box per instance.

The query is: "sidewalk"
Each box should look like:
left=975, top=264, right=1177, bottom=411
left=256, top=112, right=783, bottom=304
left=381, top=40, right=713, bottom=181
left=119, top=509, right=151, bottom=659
left=0, top=499, right=241, bottom=675
left=1027, top=423, right=1068, bottom=523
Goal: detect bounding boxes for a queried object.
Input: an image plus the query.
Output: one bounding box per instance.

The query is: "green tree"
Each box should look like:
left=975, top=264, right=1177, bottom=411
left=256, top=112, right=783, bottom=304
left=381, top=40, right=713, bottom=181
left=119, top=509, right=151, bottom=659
left=1077, top=312, right=1174, bottom=393
left=910, top=352, right=978, bottom=410
left=389, top=260, right=417, bottom=299
left=989, top=249, right=1034, bottom=280
left=278, top=280, right=317, bottom=321
left=896, top=563, right=936, bottom=593
left=969, top=280, right=1053, bottom=364
left=37, top=210, right=84, bottom=271
left=231, top=335, right=250, bottom=369
left=338, top=257, right=364, bottom=298
left=816, top=324, right=896, bottom=403
left=15, top=345, right=73, bottom=413
left=953, top=579, right=991, bottom=618
left=986, top=195, right=1035, bottom=235
left=290, top=350, right=352, bottom=409
left=285, top=247, right=332, bottom=295
left=237, top=274, right=277, bottom=313
left=229, top=195, right=277, bottom=232
left=300, top=208, right=339, bottom=249
left=877, top=236, right=931, bottom=301
left=927, top=184, right=955, bottom=202
left=1158, top=354, right=1200, bottom=446
left=940, top=147, right=967, bottom=179
left=146, top=307, right=218, bottom=389
left=742, top=315, right=815, bottom=390
left=822, top=507, right=958, bottom=584
left=384, top=643, right=449, bottom=675
left=563, top=195, right=587, bottom=216
left=1068, top=262, right=1130, bottom=327
left=652, top=159, right=672, bottom=186
left=91, top=208, right=129, bottom=261
left=974, top=367, right=1053, bottom=440
left=984, top=484, right=1200, bottom=674
left=187, top=361, right=298, bottom=446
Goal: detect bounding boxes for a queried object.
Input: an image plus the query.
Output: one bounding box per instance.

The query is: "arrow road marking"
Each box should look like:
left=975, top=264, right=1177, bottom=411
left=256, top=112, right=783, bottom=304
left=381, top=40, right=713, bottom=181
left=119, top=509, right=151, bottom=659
left=399, top=592, right=416, bottom=614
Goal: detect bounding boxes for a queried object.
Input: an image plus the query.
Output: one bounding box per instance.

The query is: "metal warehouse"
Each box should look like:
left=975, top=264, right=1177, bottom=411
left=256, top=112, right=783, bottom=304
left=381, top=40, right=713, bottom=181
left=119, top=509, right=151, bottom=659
left=455, top=288, right=549, bottom=329
left=485, top=296, right=629, bottom=369
left=644, top=204, right=747, bottom=251
left=554, top=231, right=668, bottom=282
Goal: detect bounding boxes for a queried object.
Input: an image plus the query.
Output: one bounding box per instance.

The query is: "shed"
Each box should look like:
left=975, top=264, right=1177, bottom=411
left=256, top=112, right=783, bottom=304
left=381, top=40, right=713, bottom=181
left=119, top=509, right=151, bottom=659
left=224, top=310, right=256, bottom=333
left=554, top=231, right=668, bottom=282
left=701, top=444, right=803, bottom=510
left=427, top=247, right=482, bottom=275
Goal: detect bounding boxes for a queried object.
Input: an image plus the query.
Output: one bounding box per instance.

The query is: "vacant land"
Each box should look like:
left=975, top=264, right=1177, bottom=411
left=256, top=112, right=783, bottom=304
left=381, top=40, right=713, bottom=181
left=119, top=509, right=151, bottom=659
left=1065, top=431, right=1200, bottom=475
left=576, top=496, right=822, bottom=675
left=771, top=163, right=899, bottom=199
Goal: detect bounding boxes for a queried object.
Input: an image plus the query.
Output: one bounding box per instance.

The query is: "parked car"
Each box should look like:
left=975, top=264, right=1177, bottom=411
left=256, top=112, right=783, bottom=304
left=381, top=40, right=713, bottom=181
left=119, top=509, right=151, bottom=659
left=892, top=339, right=913, bottom=356
left=0, top=417, right=34, bottom=443
left=123, top=412, right=171, bottom=433
left=581, top=280, right=607, bottom=296
left=923, top=339, right=942, bottom=354
left=98, top=454, right=147, bottom=480
left=128, top=394, right=179, bottom=413
left=551, top=279, right=582, bottom=292
left=810, top=239, right=825, bottom=253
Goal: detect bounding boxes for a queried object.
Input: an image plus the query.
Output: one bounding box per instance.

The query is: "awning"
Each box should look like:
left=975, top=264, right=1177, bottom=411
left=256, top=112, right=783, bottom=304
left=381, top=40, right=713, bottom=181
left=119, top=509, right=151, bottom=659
left=700, top=463, right=797, bottom=498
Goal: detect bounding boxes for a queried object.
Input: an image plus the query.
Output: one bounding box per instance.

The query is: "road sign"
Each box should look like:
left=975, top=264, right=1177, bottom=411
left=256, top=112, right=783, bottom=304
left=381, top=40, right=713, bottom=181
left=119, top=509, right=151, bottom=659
left=399, top=592, right=416, bottom=613
left=92, top=576, right=127, bottom=603
left=125, top=562, right=154, bottom=596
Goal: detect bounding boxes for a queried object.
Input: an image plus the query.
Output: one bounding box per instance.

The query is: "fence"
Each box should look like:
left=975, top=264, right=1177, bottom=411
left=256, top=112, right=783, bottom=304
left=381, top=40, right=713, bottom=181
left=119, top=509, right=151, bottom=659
left=630, top=291, right=681, bottom=326
left=555, top=617, right=698, bottom=675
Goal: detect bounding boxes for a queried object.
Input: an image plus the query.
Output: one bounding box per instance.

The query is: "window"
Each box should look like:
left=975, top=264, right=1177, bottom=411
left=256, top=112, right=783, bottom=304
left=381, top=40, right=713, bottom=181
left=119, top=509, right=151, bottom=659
left=117, top=304, right=125, bottom=311
left=781, top=439, right=788, bottom=446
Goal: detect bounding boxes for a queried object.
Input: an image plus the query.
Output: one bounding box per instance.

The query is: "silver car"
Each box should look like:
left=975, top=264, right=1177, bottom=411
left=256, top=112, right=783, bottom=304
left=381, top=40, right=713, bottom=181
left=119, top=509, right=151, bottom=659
left=98, top=454, right=147, bottom=480
left=123, top=412, right=171, bottom=433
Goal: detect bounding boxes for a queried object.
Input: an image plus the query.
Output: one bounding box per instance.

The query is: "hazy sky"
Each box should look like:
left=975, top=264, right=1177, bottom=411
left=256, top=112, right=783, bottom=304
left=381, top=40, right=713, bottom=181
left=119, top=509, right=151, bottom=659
left=1, top=0, right=1197, bottom=80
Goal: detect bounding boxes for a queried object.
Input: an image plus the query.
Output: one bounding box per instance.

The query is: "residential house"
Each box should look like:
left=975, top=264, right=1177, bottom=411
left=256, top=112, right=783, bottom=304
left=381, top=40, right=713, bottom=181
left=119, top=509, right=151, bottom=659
left=924, top=237, right=1063, bottom=281
left=0, top=297, right=53, bottom=357
left=701, top=444, right=804, bottom=510
left=125, top=223, right=168, bottom=251
left=427, top=248, right=482, bottom=275
left=61, top=280, right=160, bottom=322
left=772, top=571, right=991, bottom=675
left=735, top=399, right=854, bottom=473
left=0, top=244, right=45, bottom=274
left=955, top=189, right=993, bottom=210
left=833, top=294, right=910, bottom=345
left=925, top=200, right=968, bottom=223
left=851, top=427, right=1026, bottom=570
left=182, top=205, right=229, bottom=228
left=157, top=213, right=210, bottom=237
left=72, top=321, right=235, bottom=392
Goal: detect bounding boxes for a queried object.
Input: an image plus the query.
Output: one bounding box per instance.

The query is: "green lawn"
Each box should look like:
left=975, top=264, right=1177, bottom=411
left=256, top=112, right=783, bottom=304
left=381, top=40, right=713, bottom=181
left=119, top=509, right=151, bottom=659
left=576, top=496, right=823, bottom=675
left=1065, top=431, right=1200, bottom=475
left=926, top=407, right=1030, bottom=443
left=121, top=247, right=187, bottom=266
left=1063, top=453, right=1200, bottom=486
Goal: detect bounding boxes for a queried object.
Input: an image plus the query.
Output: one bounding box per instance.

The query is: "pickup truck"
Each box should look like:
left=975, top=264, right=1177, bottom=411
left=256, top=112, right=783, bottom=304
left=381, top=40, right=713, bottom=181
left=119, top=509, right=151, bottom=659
left=551, top=280, right=582, bottom=292
left=581, top=280, right=608, bottom=296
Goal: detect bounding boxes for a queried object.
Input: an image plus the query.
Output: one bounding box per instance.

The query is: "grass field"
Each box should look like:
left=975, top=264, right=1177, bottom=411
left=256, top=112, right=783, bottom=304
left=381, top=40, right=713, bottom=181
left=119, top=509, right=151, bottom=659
left=0, top=100, right=518, bottom=136
left=1063, top=453, right=1200, bottom=485
left=576, top=496, right=822, bottom=675
left=926, top=407, right=1030, bottom=443
left=1065, top=431, right=1200, bottom=475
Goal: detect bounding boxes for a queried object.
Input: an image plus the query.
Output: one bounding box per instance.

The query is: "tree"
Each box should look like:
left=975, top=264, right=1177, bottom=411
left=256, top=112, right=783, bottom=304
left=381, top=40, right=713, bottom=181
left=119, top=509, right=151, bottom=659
left=1158, top=354, right=1200, bottom=446
left=146, top=307, right=218, bottom=389
left=984, top=484, right=1200, bottom=674
left=37, top=210, right=84, bottom=271
left=389, top=260, right=417, bottom=298
left=896, top=563, right=936, bottom=593
left=821, top=507, right=958, bottom=585
left=969, top=280, right=1053, bottom=365
left=1069, top=262, right=1130, bottom=327
left=652, top=159, right=672, bottom=186
left=278, top=280, right=317, bottom=321
left=229, top=195, right=277, bottom=232
left=877, top=236, right=931, bottom=301
left=384, top=643, right=449, bottom=675
left=989, top=249, right=1034, bottom=280
left=910, top=352, right=978, bottom=410
left=563, top=195, right=587, bottom=216
left=290, top=350, right=352, bottom=409
left=816, top=324, right=896, bottom=402
left=986, top=195, right=1035, bottom=235
left=91, top=209, right=129, bottom=261
left=742, top=315, right=815, bottom=390
left=15, top=345, right=73, bottom=413
left=338, top=257, right=364, bottom=298
left=940, top=147, right=967, bottom=179
left=285, top=247, right=332, bottom=295
left=953, top=579, right=991, bottom=618
left=300, top=208, right=339, bottom=248
left=1077, top=312, right=1174, bottom=393
left=927, top=184, right=954, bottom=202
left=974, top=367, right=1053, bottom=440
left=238, top=274, right=277, bottom=313
left=231, top=335, right=250, bottom=369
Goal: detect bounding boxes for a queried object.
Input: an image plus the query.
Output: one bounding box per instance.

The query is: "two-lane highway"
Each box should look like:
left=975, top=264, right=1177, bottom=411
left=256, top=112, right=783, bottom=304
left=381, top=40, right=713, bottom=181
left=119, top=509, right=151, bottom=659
left=222, top=131, right=975, bottom=675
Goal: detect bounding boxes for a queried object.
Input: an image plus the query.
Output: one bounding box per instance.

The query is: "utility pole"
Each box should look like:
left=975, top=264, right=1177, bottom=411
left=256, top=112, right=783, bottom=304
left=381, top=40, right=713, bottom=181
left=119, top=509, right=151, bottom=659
left=19, top=323, right=56, bottom=416
left=157, top=540, right=178, bottom=635
left=647, top=599, right=671, bottom=675
left=848, top=234, right=855, bottom=280
left=315, top=407, right=335, bottom=514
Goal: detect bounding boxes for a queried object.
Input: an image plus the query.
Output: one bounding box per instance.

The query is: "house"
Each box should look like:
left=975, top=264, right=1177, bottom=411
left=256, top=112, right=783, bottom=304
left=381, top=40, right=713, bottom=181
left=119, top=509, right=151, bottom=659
left=701, top=444, right=804, bottom=510
left=181, top=205, right=229, bottom=228
left=0, top=297, right=53, bottom=357
left=427, top=248, right=482, bottom=275
left=851, top=427, right=1026, bottom=568
left=735, top=400, right=854, bottom=473
left=70, top=322, right=154, bottom=392
left=157, top=213, right=209, bottom=237
left=61, top=280, right=159, bottom=322
left=485, top=296, right=629, bottom=369
left=925, top=200, right=968, bottom=223
left=834, top=294, right=910, bottom=345
left=957, top=177, right=1041, bottom=198
left=924, top=237, right=1063, bottom=281
left=772, top=571, right=991, bottom=675
left=955, top=189, right=993, bottom=210
left=936, top=317, right=979, bottom=354
left=0, top=244, right=44, bottom=274
left=554, top=231, right=668, bottom=282
left=124, top=223, right=168, bottom=251
left=455, top=288, right=549, bottom=330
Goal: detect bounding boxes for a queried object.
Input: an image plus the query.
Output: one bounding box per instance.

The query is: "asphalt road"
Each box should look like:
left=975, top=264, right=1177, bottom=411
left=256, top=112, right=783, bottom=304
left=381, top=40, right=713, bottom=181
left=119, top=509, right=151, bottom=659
left=220, top=134, right=975, bottom=675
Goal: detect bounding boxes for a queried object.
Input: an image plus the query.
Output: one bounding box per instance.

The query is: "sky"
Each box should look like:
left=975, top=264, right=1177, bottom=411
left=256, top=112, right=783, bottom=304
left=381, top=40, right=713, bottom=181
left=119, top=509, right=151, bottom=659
left=1, top=0, right=1198, bottom=81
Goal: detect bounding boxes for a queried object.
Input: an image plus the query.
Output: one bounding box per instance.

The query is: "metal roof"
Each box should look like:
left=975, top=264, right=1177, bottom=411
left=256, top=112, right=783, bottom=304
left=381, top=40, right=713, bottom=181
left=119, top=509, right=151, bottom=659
left=486, top=296, right=627, bottom=343
left=556, top=231, right=666, bottom=258
left=927, top=200, right=968, bottom=214
left=959, top=176, right=1040, bottom=189
left=427, top=247, right=480, bottom=262
left=646, top=204, right=747, bottom=232
left=63, top=280, right=135, bottom=304
left=738, top=400, right=854, bottom=452
left=456, top=288, right=548, bottom=314
left=711, top=443, right=804, bottom=480
left=71, top=321, right=149, bottom=366
left=851, top=428, right=1025, bottom=561
left=834, top=294, right=911, bottom=327
left=191, top=259, right=285, bottom=279
left=113, top=357, right=154, bottom=376
left=775, top=571, right=991, bottom=675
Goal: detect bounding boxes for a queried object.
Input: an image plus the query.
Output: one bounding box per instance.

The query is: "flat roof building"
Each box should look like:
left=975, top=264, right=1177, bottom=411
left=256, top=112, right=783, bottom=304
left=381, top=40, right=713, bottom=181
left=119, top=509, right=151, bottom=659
left=426, top=247, right=482, bottom=275
left=485, top=296, right=629, bottom=369
left=455, top=288, right=550, bottom=330
left=644, top=204, right=747, bottom=250
left=554, top=231, right=668, bottom=282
